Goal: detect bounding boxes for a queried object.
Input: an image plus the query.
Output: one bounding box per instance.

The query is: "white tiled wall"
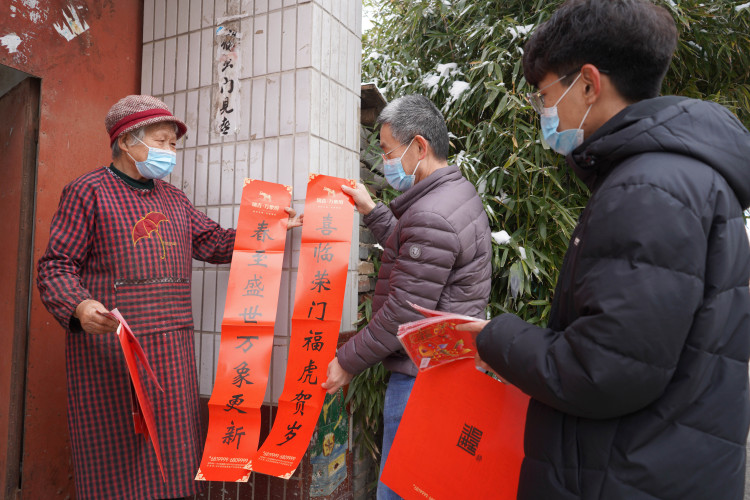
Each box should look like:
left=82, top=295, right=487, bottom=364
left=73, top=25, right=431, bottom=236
left=142, top=0, right=362, bottom=402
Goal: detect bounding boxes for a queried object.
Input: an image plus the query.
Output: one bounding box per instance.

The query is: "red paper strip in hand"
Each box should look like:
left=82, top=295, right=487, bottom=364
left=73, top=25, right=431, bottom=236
left=107, top=308, right=167, bottom=483
left=247, top=174, right=355, bottom=478
left=196, top=179, right=292, bottom=482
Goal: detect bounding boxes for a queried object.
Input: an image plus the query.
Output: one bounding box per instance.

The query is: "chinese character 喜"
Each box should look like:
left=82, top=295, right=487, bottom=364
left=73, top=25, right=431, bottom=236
left=316, top=214, right=337, bottom=236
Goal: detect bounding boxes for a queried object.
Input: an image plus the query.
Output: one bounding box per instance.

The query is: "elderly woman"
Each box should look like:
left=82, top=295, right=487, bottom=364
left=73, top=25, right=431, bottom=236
left=36, top=95, right=291, bottom=499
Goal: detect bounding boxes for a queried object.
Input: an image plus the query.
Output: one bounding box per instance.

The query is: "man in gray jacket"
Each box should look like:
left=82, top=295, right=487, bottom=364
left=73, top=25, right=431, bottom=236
left=321, top=95, right=492, bottom=499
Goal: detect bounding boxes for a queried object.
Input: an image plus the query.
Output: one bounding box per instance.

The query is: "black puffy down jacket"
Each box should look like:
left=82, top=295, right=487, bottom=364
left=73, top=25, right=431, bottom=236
left=478, top=96, right=750, bottom=500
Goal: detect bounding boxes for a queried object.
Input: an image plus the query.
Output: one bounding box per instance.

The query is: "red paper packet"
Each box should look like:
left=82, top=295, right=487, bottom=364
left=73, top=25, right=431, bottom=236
left=397, top=303, right=481, bottom=371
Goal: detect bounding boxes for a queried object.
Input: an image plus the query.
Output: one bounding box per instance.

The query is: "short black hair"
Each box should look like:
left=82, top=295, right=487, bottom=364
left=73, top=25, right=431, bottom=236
left=523, top=0, right=678, bottom=102
left=377, top=95, right=450, bottom=161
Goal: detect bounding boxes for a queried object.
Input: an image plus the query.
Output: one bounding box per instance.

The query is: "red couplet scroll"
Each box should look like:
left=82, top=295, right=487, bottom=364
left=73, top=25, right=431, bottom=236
left=247, top=173, right=355, bottom=478
left=107, top=308, right=166, bottom=482
left=196, top=179, right=292, bottom=482
left=381, top=359, right=529, bottom=499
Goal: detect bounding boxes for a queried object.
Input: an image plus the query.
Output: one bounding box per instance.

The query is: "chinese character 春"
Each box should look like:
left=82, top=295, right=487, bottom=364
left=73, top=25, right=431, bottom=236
left=222, top=420, right=245, bottom=449
left=224, top=394, right=247, bottom=414
left=302, top=331, right=324, bottom=351
left=316, top=213, right=337, bottom=236
left=251, top=220, right=274, bottom=242
left=233, top=361, right=253, bottom=388
left=236, top=335, right=259, bottom=352
left=276, top=420, right=302, bottom=446
left=307, top=301, right=327, bottom=321
left=292, top=390, right=312, bottom=416
left=239, top=305, right=262, bottom=324
left=314, top=242, right=334, bottom=263
left=310, top=269, right=331, bottom=293
left=243, top=274, right=265, bottom=297
left=297, top=359, right=318, bottom=385
left=457, top=423, right=483, bottom=456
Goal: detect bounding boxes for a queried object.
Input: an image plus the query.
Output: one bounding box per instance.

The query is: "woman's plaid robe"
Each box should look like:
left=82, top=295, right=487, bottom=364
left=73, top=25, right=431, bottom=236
left=37, top=166, right=235, bottom=499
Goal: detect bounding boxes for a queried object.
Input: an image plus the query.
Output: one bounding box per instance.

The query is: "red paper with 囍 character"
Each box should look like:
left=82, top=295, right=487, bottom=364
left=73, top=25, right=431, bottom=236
left=381, top=359, right=529, bottom=499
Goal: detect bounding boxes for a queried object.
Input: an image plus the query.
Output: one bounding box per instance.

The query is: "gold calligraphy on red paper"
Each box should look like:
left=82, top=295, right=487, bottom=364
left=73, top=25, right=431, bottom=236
left=196, top=179, right=292, bottom=482
left=247, top=174, right=355, bottom=478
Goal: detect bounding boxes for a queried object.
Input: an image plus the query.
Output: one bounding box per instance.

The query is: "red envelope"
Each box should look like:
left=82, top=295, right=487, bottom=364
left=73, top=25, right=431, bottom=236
left=381, top=359, right=529, bottom=499
left=107, top=308, right=166, bottom=482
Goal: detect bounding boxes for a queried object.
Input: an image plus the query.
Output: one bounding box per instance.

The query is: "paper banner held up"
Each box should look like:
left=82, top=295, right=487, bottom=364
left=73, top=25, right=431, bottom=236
left=106, top=308, right=166, bottom=483
left=196, top=179, right=292, bottom=482
left=247, top=173, right=356, bottom=478
left=381, top=359, right=529, bottom=499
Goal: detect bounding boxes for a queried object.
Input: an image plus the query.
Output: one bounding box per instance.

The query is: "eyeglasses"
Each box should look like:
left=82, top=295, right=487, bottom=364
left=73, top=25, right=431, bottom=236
left=525, top=68, right=609, bottom=114
left=381, top=138, right=414, bottom=162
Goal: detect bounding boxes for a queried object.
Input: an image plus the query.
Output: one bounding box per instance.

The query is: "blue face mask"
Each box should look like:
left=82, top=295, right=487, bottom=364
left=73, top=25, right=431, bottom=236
left=127, top=135, right=177, bottom=179
left=383, top=138, right=421, bottom=191
left=539, top=73, right=592, bottom=156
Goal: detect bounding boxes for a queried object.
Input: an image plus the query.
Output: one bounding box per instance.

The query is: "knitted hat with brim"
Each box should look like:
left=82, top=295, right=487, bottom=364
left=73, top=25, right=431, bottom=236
left=105, top=94, right=187, bottom=146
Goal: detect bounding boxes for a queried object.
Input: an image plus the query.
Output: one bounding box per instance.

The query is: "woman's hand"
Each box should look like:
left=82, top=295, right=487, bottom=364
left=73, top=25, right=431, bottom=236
left=284, top=207, right=303, bottom=230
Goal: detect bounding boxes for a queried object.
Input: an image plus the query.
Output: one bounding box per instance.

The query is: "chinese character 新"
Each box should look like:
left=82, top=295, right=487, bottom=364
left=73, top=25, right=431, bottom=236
left=222, top=420, right=245, bottom=449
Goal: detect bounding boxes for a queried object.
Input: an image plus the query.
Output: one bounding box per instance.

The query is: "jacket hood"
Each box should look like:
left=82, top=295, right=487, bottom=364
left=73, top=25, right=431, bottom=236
left=568, top=96, right=750, bottom=208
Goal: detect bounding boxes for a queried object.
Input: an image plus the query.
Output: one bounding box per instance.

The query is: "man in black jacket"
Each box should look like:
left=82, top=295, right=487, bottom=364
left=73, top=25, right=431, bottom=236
left=462, top=1, right=750, bottom=498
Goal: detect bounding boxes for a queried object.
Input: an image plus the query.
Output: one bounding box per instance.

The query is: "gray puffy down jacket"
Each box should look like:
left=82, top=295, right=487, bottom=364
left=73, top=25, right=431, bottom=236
left=337, top=165, right=492, bottom=376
